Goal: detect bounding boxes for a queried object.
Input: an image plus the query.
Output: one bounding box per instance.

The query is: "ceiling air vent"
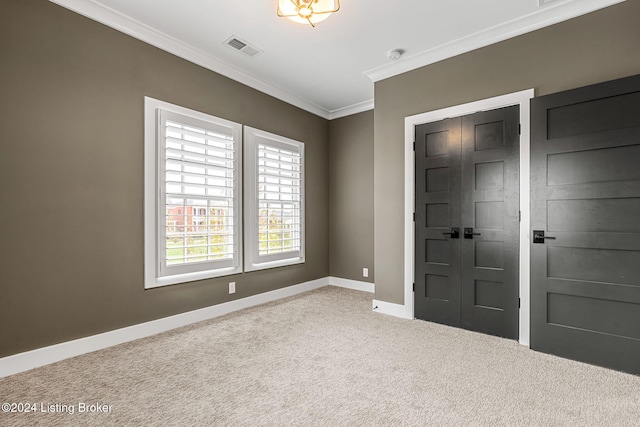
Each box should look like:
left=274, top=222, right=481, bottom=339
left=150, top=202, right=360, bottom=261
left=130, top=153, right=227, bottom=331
left=538, top=0, right=561, bottom=6
left=224, top=36, right=263, bottom=58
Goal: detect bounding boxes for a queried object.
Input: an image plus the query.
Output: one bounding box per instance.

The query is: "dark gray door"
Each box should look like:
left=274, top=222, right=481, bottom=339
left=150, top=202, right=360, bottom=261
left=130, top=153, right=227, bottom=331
left=414, top=118, right=462, bottom=327
left=415, top=106, right=520, bottom=339
left=531, top=74, right=640, bottom=374
left=460, top=108, right=520, bottom=339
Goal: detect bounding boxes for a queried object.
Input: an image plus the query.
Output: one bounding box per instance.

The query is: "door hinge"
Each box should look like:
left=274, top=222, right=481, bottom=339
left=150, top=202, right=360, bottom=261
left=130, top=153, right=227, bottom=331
left=518, top=298, right=521, bottom=308
left=518, top=124, right=521, bottom=135
left=519, top=210, right=521, bottom=222
left=413, top=283, right=415, bottom=292
left=413, top=212, right=416, bottom=222
left=413, top=141, right=416, bottom=151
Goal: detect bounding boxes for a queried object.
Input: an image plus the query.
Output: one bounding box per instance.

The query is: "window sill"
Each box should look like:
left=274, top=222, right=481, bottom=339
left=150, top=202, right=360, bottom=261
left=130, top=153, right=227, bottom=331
left=244, top=257, right=305, bottom=272
left=145, top=266, right=242, bottom=289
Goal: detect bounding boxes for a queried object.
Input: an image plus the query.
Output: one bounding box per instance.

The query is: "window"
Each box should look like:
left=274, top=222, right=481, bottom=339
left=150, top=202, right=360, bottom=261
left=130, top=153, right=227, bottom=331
left=145, top=97, right=242, bottom=288
left=244, top=127, right=305, bottom=271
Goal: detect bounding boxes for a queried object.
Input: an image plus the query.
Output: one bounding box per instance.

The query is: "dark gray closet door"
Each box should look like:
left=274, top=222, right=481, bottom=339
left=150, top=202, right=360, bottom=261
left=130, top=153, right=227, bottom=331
left=415, top=118, right=462, bottom=327
left=415, top=106, right=520, bottom=339
left=461, top=107, right=520, bottom=339
left=530, top=74, right=640, bottom=374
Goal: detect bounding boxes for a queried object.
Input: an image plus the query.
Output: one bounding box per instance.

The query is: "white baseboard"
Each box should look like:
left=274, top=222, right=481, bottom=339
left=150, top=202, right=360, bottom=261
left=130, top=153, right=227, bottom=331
left=372, top=299, right=413, bottom=320
left=329, top=276, right=375, bottom=293
left=0, top=277, right=330, bottom=378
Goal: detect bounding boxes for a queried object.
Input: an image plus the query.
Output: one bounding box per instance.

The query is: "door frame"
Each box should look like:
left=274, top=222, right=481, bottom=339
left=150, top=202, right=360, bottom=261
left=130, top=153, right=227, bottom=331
left=404, top=89, right=534, bottom=346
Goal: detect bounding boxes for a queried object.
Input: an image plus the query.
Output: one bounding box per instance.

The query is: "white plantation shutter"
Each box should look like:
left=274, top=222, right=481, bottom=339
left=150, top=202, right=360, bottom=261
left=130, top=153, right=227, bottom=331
left=145, top=97, right=242, bottom=288
left=244, top=127, right=305, bottom=271
left=257, top=143, right=302, bottom=256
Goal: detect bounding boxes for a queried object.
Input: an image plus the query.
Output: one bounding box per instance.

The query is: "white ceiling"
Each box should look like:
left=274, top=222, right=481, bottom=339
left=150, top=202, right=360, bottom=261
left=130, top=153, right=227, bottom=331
left=51, top=0, right=623, bottom=119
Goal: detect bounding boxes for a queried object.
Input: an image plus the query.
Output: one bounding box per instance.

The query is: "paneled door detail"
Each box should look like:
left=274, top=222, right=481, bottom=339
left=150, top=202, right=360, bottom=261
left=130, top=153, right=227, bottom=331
left=414, top=118, right=462, bottom=327
left=460, top=108, right=520, bottom=338
left=415, top=106, right=520, bottom=339
left=530, top=75, right=640, bottom=374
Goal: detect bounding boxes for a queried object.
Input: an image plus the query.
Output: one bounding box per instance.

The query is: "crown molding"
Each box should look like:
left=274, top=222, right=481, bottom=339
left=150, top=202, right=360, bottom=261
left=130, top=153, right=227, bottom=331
left=328, top=99, right=374, bottom=120
left=49, top=0, right=624, bottom=118
left=364, top=0, right=626, bottom=82
left=49, top=0, right=333, bottom=119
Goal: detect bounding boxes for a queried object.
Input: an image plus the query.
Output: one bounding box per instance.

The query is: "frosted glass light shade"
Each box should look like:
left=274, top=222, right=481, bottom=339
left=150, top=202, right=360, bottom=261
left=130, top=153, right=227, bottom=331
left=277, top=0, right=340, bottom=26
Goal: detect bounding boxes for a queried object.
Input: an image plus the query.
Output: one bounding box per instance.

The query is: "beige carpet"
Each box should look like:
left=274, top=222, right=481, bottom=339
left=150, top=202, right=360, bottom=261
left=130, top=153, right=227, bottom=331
left=1, top=286, right=639, bottom=426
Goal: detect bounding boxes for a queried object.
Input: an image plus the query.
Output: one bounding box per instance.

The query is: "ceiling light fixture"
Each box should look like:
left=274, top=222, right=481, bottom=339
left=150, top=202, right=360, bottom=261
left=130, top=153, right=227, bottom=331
left=277, top=0, right=340, bottom=27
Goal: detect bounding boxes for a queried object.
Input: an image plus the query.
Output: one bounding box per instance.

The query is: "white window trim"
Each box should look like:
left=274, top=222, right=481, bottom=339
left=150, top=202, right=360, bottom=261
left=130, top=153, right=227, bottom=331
left=244, top=127, right=305, bottom=272
left=144, top=97, right=242, bottom=289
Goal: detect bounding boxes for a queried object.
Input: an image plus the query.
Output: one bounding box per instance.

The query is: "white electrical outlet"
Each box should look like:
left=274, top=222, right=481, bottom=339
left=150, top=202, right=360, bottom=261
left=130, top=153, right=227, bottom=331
left=229, top=282, right=236, bottom=294
left=363, top=268, right=369, bottom=278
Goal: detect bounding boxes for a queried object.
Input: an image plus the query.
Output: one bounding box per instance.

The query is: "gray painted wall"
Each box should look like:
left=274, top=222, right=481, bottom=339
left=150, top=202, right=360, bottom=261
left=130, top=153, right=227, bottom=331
left=374, top=0, right=640, bottom=305
left=0, top=0, right=329, bottom=357
left=329, top=111, right=375, bottom=283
